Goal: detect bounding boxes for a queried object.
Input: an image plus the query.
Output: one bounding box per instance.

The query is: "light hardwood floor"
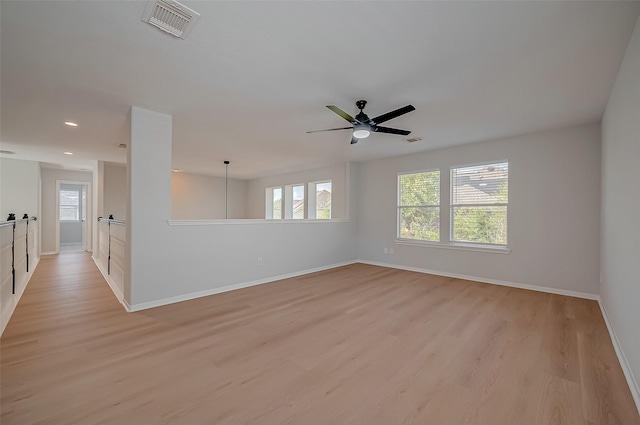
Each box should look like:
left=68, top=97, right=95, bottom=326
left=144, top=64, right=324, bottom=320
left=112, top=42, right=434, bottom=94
left=1, top=253, right=638, bottom=424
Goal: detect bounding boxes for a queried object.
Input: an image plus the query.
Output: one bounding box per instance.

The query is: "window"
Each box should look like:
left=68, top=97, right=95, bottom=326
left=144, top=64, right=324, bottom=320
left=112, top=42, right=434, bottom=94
left=59, top=190, right=80, bottom=221
left=266, top=187, right=283, bottom=219
left=397, top=170, right=440, bottom=241
left=285, top=184, right=305, bottom=219
left=308, top=181, right=331, bottom=219
left=451, top=162, right=508, bottom=246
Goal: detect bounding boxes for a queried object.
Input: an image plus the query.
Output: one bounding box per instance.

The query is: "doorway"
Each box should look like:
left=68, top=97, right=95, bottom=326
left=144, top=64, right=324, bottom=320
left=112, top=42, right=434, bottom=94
left=56, top=181, right=91, bottom=253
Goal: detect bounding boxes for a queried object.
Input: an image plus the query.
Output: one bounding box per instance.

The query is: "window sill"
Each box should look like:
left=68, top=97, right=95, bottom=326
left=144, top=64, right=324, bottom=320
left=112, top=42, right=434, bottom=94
left=395, top=239, right=511, bottom=254
left=168, top=218, right=349, bottom=226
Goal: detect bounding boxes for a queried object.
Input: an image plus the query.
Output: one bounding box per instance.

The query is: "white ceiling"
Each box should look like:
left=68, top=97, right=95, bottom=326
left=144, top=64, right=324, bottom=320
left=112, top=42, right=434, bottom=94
left=1, top=1, right=639, bottom=179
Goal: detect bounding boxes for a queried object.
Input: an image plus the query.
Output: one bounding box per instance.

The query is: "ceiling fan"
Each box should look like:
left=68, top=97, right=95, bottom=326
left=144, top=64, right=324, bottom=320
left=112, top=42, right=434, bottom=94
left=307, top=100, right=415, bottom=144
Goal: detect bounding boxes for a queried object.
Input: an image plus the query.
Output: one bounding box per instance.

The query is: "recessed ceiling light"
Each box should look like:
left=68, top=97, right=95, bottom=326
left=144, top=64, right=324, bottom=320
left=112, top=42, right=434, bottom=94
left=64, top=152, right=74, bottom=155
left=64, top=121, right=78, bottom=127
left=172, top=169, right=182, bottom=172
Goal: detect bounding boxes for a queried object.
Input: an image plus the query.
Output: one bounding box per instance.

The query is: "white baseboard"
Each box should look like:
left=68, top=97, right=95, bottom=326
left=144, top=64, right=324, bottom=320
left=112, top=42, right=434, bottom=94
left=357, top=259, right=599, bottom=300
left=1, top=256, right=40, bottom=336
left=126, top=260, right=358, bottom=312
left=597, top=297, right=640, bottom=416
left=92, top=257, right=125, bottom=308
left=40, top=251, right=58, bottom=256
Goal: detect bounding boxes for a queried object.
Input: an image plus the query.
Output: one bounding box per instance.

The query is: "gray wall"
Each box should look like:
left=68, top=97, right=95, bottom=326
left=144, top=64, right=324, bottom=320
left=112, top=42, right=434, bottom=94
left=601, top=14, right=640, bottom=405
left=103, top=162, right=127, bottom=221
left=356, top=123, right=601, bottom=295
left=172, top=172, right=248, bottom=219
left=126, top=107, right=357, bottom=307
left=40, top=168, right=92, bottom=253
left=0, top=158, right=39, bottom=221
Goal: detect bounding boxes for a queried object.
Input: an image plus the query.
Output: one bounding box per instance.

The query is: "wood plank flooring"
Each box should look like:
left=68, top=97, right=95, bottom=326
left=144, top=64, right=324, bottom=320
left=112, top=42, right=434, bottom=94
left=1, top=253, right=638, bottom=424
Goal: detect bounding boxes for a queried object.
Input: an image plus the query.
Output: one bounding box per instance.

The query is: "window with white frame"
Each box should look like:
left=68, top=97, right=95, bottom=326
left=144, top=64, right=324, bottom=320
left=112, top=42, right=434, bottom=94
left=450, top=161, right=508, bottom=246
left=285, top=184, right=305, bottom=219
left=59, top=189, right=80, bottom=221
left=308, top=181, right=331, bottom=219
left=397, top=170, right=440, bottom=242
left=265, top=187, right=283, bottom=219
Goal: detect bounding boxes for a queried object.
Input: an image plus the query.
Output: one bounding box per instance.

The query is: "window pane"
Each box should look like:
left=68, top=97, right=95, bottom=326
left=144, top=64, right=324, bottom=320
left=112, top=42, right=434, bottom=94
left=292, top=185, right=304, bottom=219
left=452, top=206, right=507, bottom=245
left=60, top=190, right=79, bottom=206
left=316, top=182, right=331, bottom=219
left=399, top=207, right=439, bottom=241
left=397, top=171, right=440, bottom=241
left=451, top=163, right=508, bottom=205
left=60, top=189, right=80, bottom=221
left=273, top=188, right=282, bottom=219
left=399, top=171, right=439, bottom=206
left=60, top=206, right=79, bottom=221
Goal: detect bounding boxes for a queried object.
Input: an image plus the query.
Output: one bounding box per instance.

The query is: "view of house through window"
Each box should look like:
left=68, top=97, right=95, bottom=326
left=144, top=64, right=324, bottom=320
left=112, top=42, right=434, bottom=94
left=451, top=162, right=508, bottom=245
left=397, top=170, right=440, bottom=241
left=312, top=181, right=331, bottom=219
left=266, top=181, right=331, bottom=219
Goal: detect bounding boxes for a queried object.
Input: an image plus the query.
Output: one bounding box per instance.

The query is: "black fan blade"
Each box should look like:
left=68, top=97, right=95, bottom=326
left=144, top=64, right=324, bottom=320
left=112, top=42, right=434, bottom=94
left=307, top=126, right=352, bottom=134
left=371, top=105, right=415, bottom=125
left=327, top=105, right=361, bottom=124
left=350, top=135, right=359, bottom=144
left=374, top=126, right=411, bottom=136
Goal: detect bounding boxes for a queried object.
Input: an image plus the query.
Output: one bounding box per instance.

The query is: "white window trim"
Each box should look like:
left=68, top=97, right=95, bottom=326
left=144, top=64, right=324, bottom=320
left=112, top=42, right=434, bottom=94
left=265, top=186, right=284, bottom=220
left=395, top=239, right=511, bottom=254
left=285, top=183, right=305, bottom=219
left=449, top=160, right=509, bottom=247
left=396, top=168, right=440, bottom=242
left=308, top=180, right=332, bottom=220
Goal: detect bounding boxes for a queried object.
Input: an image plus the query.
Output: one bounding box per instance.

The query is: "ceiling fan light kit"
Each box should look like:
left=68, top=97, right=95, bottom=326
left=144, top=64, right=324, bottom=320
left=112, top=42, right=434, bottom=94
left=307, top=100, right=415, bottom=144
left=352, top=125, right=370, bottom=139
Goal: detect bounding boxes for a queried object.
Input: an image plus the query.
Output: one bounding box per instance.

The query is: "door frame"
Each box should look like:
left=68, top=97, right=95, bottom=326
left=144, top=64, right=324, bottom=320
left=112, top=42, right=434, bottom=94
left=55, top=180, right=92, bottom=253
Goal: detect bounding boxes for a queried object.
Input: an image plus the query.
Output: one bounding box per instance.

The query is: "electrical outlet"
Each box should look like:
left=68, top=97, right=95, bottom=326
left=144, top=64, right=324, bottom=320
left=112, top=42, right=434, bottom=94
left=389, top=247, right=394, bottom=254
left=384, top=248, right=388, bottom=254
left=257, top=258, right=263, bottom=266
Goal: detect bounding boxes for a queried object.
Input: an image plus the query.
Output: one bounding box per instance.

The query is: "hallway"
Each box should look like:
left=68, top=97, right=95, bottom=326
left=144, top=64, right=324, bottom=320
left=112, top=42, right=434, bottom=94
left=2, top=253, right=639, bottom=425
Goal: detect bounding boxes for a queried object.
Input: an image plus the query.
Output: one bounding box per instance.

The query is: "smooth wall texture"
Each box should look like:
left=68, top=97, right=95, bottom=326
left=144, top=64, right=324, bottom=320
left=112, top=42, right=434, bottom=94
left=40, top=168, right=92, bottom=253
left=357, top=123, right=601, bottom=295
left=103, top=162, right=127, bottom=220
left=0, top=158, right=39, bottom=220
left=246, top=163, right=348, bottom=219
left=601, top=14, right=640, bottom=406
left=172, top=172, right=248, bottom=219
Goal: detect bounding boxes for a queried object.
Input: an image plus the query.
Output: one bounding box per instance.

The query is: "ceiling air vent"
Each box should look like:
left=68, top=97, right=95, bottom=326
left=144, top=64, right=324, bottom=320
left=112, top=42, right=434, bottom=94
left=405, top=137, right=422, bottom=143
left=141, top=0, right=200, bottom=39
left=117, top=143, right=127, bottom=149
left=0, top=150, right=16, bottom=155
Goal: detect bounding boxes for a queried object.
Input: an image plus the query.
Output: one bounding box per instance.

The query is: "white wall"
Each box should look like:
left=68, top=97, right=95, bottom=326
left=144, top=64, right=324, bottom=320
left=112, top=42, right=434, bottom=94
left=246, top=163, right=348, bottom=219
left=357, top=123, right=601, bottom=295
left=126, top=107, right=357, bottom=308
left=0, top=158, right=40, bottom=220
left=172, top=172, right=247, bottom=219
left=103, top=162, right=127, bottom=220
left=601, top=14, right=640, bottom=408
left=40, top=167, right=92, bottom=253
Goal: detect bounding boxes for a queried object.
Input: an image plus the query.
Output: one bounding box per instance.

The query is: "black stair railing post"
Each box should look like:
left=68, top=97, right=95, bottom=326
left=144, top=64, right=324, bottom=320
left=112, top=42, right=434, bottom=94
left=11, top=222, right=16, bottom=295
left=25, top=219, right=29, bottom=273
left=107, top=220, right=111, bottom=275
